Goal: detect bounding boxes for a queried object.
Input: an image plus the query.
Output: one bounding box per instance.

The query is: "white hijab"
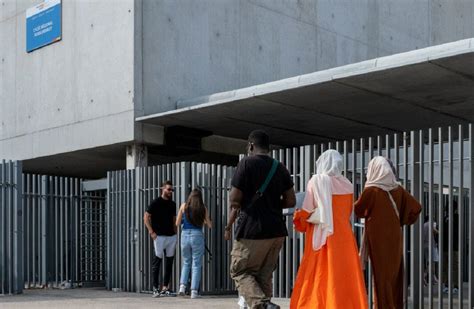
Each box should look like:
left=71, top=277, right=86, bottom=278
left=365, top=156, right=400, bottom=191
left=302, top=149, right=353, bottom=251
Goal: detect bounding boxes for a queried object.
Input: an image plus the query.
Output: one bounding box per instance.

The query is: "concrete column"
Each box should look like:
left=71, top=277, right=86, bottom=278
left=126, top=144, right=148, bottom=169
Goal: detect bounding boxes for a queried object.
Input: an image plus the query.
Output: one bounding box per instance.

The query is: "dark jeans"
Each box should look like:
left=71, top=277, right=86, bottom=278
left=152, top=254, right=175, bottom=289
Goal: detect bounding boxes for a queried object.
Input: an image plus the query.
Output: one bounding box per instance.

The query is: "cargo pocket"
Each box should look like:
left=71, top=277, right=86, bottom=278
left=230, top=243, right=249, bottom=278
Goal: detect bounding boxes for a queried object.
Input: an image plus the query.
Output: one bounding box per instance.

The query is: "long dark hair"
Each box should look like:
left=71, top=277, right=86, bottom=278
left=185, top=189, right=206, bottom=227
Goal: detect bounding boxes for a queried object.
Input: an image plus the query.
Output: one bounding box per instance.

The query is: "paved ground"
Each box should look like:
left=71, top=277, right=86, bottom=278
left=0, top=288, right=290, bottom=309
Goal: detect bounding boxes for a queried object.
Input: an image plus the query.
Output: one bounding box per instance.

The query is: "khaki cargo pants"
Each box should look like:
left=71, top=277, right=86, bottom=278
left=230, top=237, right=285, bottom=309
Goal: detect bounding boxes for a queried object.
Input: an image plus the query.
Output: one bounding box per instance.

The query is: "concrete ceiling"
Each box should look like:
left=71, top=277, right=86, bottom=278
left=137, top=39, right=474, bottom=147
left=22, top=143, right=238, bottom=179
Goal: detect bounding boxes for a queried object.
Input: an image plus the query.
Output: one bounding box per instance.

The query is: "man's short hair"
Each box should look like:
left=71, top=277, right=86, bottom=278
left=161, top=180, right=173, bottom=187
left=248, top=130, right=270, bottom=151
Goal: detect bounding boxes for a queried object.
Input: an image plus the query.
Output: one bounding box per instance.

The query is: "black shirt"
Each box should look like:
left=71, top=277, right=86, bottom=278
left=442, top=212, right=459, bottom=250
left=146, top=197, right=176, bottom=236
left=231, top=155, right=294, bottom=239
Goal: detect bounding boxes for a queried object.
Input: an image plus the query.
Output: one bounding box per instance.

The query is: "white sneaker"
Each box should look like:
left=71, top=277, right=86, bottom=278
left=179, top=284, right=186, bottom=296
left=190, top=290, right=201, bottom=299
left=238, top=295, right=248, bottom=308
left=152, top=287, right=160, bottom=298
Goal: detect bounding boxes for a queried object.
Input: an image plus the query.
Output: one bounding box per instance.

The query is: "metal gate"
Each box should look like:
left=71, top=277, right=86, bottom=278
left=20, top=174, right=107, bottom=289
left=0, top=160, right=23, bottom=295
left=80, top=189, right=107, bottom=286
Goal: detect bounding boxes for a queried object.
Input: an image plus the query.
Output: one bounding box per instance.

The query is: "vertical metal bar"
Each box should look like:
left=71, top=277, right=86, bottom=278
left=0, top=161, right=4, bottom=295
left=377, top=135, right=381, bottom=156
left=80, top=181, right=85, bottom=284
left=109, top=172, right=113, bottom=289
left=25, top=174, right=30, bottom=288
left=32, top=175, right=37, bottom=287
left=13, top=161, right=23, bottom=294
left=421, top=130, right=426, bottom=308
left=438, top=127, right=445, bottom=309
left=107, top=172, right=112, bottom=289
left=410, top=130, right=421, bottom=309
left=41, top=176, right=48, bottom=286
left=351, top=139, right=357, bottom=230
left=457, top=124, right=464, bottom=308
left=419, top=130, right=426, bottom=308
left=6, top=162, right=11, bottom=294
left=394, top=133, right=400, bottom=176
left=448, top=126, right=454, bottom=309
left=428, top=128, right=434, bottom=308
left=125, top=170, right=130, bottom=291
left=52, top=177, right=57, bottom=286
left=469, top=123, right=474, bottom=309
left=135, top=167, right=141, bottom=293
left=75, top=178, right=80, bottom=285
left=117, top=171, right=121, bottom=289
left=65, top=178, right=70, bottom=283
left=386, top=134, right=391, bottom=158
left=402, top=132, right=409, bottom=309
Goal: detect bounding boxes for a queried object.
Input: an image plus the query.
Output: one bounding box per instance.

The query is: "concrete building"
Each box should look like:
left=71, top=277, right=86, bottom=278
left=1, top=0, right=474, bottom=178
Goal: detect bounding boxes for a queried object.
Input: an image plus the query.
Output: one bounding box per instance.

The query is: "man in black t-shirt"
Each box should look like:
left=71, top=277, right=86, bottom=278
left=144, top=180, right=177, bottom=297
left=229, top=130, right=296, bottom=309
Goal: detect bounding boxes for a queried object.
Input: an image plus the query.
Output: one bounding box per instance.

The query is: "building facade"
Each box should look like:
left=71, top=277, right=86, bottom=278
left=1, top=0, right=473, bottom=177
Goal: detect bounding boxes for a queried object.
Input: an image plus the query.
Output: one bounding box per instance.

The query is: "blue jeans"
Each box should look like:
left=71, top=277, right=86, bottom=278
left=180, top=229, right=205, bottom=291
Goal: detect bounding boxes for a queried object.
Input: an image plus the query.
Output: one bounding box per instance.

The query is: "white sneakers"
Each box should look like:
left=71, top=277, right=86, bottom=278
left=190, top=290, right=201, bottom=299
left=178, top=284, right=186, bottom=296
left=176, top=285, right=201, bottom=299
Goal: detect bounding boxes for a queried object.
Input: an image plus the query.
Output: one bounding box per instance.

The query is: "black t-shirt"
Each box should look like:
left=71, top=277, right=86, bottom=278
left=146, top=197, right=176, bottom=236
left=442, top=213, right=459, bottom=250
left=231, top=155, right=294, bottom=239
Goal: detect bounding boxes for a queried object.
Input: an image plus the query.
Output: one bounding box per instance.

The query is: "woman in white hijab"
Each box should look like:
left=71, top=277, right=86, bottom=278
left=355, top=156, right=421, bottom=309
left=290, top=150, right=368, bottom=309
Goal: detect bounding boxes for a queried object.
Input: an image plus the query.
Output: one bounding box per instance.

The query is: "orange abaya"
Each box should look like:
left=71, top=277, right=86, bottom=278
left=290, top=194, right=368, bottom=309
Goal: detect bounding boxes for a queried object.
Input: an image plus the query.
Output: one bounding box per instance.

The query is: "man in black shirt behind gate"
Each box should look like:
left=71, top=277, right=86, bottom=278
left=143, top=180, right=177, bottom=297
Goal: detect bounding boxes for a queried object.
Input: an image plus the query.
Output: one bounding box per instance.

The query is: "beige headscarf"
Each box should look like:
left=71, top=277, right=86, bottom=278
left=365, top=156, right=400, bottom=191
left=302, top=150, right=353, bottom=251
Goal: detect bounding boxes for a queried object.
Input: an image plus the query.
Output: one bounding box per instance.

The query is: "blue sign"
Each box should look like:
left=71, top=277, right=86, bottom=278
left=26, top=0, right=62, bottom=53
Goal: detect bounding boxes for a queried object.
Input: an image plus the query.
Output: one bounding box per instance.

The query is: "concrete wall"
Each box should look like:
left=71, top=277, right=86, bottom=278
left=1, top=0, right=473, bottom=162
left=0, top=0, right=136, bottom=160
left=141, top=0, right=474, bottom=114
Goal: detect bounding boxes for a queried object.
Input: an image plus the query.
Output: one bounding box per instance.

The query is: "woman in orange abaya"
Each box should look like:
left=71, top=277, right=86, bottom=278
left=290, top=150, right=367, bottom=309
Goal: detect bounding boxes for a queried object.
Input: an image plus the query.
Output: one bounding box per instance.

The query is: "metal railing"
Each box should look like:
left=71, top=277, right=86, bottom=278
left=3, top=123, right=470, bottom=308
left=0, top=160, right=23, bottom=295
left=0, top=171, right=107, bottom=291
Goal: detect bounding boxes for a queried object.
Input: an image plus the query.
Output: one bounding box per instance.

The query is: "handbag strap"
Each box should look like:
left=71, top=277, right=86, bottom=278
left=247, top=159, right=279, bottom=208
left=386, top=191, right=400, bottom=219
left=258, top=159, right=279, bottom=195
